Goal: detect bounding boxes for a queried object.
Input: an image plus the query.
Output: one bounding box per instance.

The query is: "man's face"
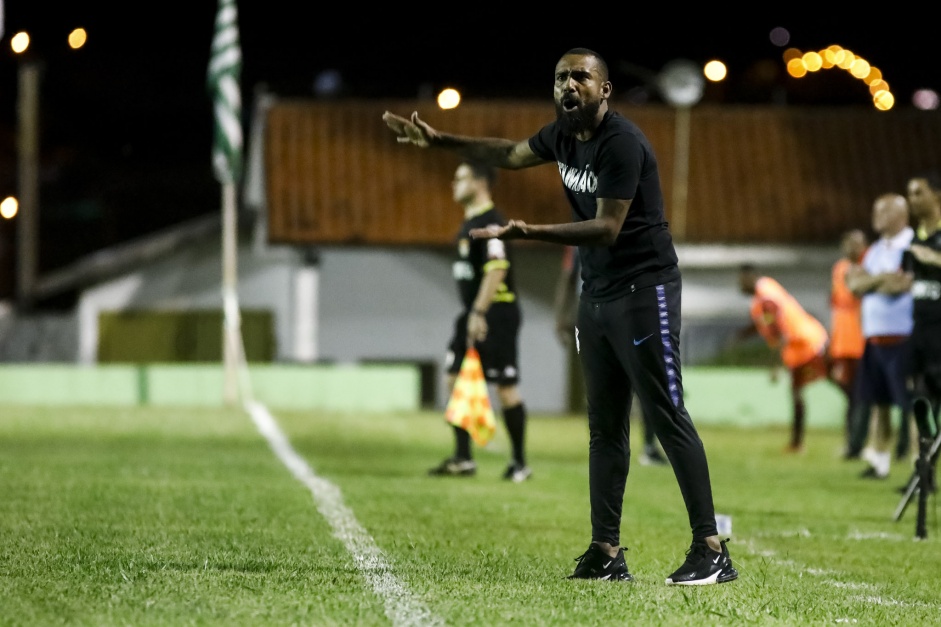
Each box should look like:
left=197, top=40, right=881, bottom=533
left=553, top=54, right=610, bottom=136
left=452, top=164, right=480, bottom=205
left=906, top=178, right=939, bottom=221
left=841, top=231, right=867, bottom=260
left=871, top=195, right=907, bottom=235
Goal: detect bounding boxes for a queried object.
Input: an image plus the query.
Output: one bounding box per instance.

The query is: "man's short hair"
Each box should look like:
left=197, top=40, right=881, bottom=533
left=562, top=47, right=609, bottom=82
left=841, top=228, right=866, bottom=243
left=463, top=160, right=496, bottom=188
left=911, top=170, right=941, bottom=193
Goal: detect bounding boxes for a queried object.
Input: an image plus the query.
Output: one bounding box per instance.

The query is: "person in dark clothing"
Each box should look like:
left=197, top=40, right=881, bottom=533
left=383, top=47, right=736, bottom=586
left=902, top=173, right=941, bottom=436
left=427, top=160, right=531, bottom=483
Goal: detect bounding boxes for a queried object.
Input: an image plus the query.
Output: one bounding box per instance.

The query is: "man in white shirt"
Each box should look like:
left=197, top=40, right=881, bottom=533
left=847, top=193, right=915, bottom=479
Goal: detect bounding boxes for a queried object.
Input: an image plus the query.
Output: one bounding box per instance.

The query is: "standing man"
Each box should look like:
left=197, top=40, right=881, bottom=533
left=428, top=160, right=531, bottom=483
left=829, top=229, right=871, bottom=459
left=902, top=173, right=941, bottom=433
left=847, top=193, right=914, bottom=479
left=735, top=265, right=830, bottom=453
left=383, top=47, right=737, bottom=586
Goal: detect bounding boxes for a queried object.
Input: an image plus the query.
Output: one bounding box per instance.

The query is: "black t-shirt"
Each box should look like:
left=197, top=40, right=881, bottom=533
left=529, top=110, right=680, bottom=301
left=453, top=206, right=519, bottom=311
left=902, top=226, right=941, bottom=325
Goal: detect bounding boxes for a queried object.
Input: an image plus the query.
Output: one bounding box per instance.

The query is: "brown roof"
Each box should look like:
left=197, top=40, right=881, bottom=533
left=263, top=99, right=941, bottom=246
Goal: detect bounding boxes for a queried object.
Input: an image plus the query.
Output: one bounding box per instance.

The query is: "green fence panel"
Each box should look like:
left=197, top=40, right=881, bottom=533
left=97, top=310, right=274, bottom=363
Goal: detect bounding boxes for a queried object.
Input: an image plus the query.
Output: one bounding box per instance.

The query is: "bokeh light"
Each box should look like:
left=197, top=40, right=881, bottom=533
left=782, top=48, right=803, bottom=63
left=873, top=90, right=894, bottom=111
left=849, top=58, right=870, bottom=79
left=786, top=58, right=807, bottom=78
left=802, top=51, right=823, bottom=72
left=313, top=69, right=343, bottom=96
left=703, top=60, right=727, bottom=82
left=11, top=31, right=29, bottom=54
left=769, top=27, right=790, bottom=47
left=863, top=67, right=882, bottom=85
left=837, top=50, right=856, bottom=70
left=912, top=89, right=940, bottom=111
left=437, top=88, right=461, bottom=110
left=868, top=79, right=890, bottom=96
left=68, top=28, right=87, bottom=50
left=0, top=197, right=18, bottom=219
left=785, top=45, right=896, bottom=110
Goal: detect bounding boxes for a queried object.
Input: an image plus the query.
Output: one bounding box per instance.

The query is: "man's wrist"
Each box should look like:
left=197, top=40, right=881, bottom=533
left=471, top=308, right=487, bottom=317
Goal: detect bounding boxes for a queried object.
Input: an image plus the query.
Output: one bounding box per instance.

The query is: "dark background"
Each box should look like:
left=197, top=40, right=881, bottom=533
left=0, top=3, right=938, bottom=305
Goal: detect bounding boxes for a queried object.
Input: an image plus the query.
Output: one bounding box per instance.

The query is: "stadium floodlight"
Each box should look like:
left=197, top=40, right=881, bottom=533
left=657, top=59, right=706, bottom=108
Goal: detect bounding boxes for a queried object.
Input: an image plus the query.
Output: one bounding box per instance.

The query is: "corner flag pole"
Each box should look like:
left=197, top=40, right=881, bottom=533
left=208, top=0, right=250, bottom=406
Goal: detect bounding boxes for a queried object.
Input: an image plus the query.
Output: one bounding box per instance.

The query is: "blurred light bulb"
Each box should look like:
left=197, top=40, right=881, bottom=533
left=11, top=31, right=29, bottom=53
left=68, top=28, right=87, bottom=49
left=769, top=27, right=790, bottom=47
left=703, top=60, right=727, bottom=82
left=437, top=88, right=461, bottom=110
left=913, top=89, right=940, bottom=111
left=0, top=196, right=18, bottom=219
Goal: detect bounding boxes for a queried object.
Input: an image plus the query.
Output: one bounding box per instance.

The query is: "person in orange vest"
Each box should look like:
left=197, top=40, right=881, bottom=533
left=736, top=264, right=830, bottom=453
left=829, top=229, right=871, bottom=459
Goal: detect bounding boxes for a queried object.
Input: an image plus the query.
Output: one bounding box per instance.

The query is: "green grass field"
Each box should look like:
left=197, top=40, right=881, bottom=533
left=0, top=403, right=938, bottom=626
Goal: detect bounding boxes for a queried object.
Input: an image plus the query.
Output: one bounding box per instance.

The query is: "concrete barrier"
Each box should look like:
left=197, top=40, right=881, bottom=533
left=0, top=363, right=421, bottom=412
left=682, top=366, right=846, bottom=428
left=0, top=364, right=850, bottom=427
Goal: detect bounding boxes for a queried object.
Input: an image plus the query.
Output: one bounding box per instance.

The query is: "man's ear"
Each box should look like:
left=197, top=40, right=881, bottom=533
left=602, top=81, right=613, bottom=99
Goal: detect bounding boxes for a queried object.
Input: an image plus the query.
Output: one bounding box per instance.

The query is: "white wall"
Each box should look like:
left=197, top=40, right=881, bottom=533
left=314, top=245, right=568, bottom=413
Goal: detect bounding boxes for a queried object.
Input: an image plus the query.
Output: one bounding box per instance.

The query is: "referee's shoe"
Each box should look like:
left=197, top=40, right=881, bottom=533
left=427, top=457, right=476, bottom=477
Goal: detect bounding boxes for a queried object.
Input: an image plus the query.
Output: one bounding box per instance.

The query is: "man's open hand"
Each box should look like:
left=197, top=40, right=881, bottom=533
left=469, top=220, right=528, bottom=240
left=382, top=111, right=435, bottom=147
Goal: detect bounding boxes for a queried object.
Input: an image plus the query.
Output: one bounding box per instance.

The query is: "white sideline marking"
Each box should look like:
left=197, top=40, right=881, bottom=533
left=740, top=537, right=941, bottom=612
left=245, top=401, right=444, bottom=627
left=847, top=531, right=907, bottom=541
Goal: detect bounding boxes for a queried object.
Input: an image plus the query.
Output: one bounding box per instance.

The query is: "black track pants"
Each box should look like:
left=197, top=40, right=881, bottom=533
left=576, top=278, right=719, bottom=545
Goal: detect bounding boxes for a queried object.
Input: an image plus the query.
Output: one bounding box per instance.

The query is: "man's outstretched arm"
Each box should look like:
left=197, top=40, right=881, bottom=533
left=382, top=111, right=545, bottom=170
left=468, top=198, right=631, bottom=247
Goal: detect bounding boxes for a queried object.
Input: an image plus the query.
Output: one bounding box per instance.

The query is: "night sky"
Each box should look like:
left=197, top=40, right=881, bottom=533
left=0, top=3, right=938, bottom=303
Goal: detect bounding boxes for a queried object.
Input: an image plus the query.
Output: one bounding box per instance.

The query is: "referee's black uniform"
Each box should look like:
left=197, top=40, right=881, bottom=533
left=447, top=205, right=522, bottom=385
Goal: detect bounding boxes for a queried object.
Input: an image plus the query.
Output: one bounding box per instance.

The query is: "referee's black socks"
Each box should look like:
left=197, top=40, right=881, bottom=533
left=503, top=403, right=527, bottom=466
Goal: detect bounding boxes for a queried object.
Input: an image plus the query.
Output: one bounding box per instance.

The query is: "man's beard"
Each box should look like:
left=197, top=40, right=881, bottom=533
left=555, top=99, right=601, bottom=136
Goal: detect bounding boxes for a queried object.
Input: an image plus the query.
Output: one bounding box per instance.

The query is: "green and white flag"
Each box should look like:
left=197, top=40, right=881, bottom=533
left=207, top=0, right=243, bottom=184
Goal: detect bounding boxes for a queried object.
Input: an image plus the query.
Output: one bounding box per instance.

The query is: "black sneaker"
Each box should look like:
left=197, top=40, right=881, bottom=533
left=567, top=544, right=633, bottom=581
left=665, top=538, right=738, bottom=585
left=427, top=457, right=476, bottom=477
left=502, top=462, right=532, bottom=483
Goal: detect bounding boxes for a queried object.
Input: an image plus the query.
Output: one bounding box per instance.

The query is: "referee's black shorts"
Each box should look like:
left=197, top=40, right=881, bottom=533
left=446, top=304, right=521, bottom=385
